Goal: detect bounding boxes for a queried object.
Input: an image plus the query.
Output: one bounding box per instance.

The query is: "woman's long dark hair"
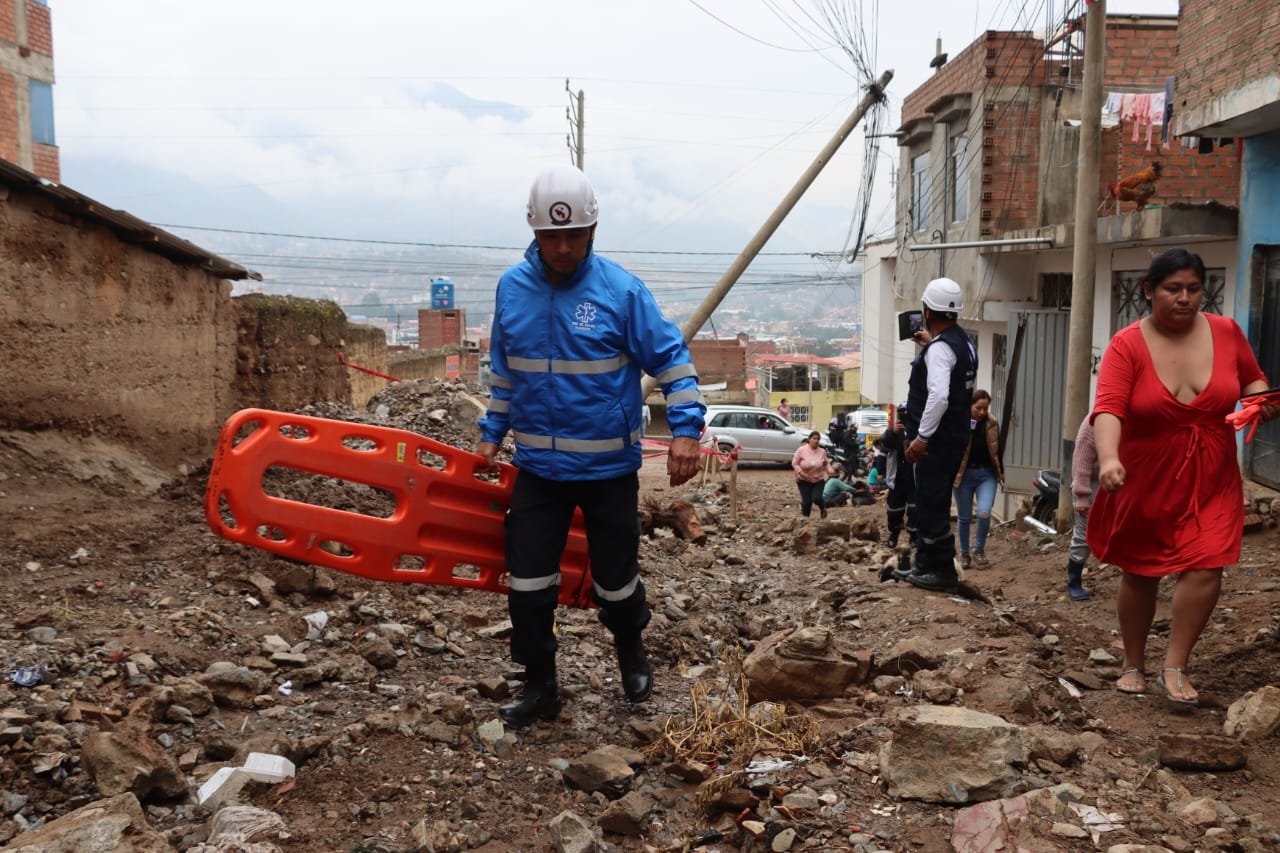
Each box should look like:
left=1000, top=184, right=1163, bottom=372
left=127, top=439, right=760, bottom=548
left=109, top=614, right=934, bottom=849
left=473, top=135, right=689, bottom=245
left=1144, top=248, right=1206, bottom=289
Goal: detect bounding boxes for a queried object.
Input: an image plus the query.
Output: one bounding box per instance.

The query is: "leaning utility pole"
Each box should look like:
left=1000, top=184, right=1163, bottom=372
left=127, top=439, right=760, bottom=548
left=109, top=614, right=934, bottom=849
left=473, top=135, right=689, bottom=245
left=566, top=80, right=585, bottom=169
left=1058, top=0, right=1106, bottom=530
left=642, top=69, right=894, bottom=397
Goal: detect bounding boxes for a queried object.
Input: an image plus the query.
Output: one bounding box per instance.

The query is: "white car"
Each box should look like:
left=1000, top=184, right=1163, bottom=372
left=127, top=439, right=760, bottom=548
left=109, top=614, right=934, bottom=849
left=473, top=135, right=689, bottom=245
left=703, top=405, right=832, bottom=464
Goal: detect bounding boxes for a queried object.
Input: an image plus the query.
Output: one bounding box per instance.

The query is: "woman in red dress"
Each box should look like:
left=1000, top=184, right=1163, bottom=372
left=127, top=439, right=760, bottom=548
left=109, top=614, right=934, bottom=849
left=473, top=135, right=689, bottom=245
left=1089, top=248, right=1277, bottom=705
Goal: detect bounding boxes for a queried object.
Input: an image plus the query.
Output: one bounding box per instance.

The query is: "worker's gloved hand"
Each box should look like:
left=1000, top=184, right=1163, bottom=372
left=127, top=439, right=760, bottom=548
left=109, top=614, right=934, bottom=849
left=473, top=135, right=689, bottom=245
left=667, top=436, right=701, bottom=487
left=475, top=441, right=500, bottom=473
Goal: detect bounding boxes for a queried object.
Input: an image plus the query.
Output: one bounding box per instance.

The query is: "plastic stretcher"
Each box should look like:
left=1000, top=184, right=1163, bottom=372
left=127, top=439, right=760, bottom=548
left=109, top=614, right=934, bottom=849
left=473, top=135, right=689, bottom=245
left=203, top=408, right=594, bottom=607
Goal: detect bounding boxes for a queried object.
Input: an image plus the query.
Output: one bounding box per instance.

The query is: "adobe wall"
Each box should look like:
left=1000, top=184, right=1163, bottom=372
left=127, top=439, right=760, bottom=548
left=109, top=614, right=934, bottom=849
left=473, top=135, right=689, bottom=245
left=0, top=184, right=239, bottom=470
left=231, top=294, right=356, bottom=414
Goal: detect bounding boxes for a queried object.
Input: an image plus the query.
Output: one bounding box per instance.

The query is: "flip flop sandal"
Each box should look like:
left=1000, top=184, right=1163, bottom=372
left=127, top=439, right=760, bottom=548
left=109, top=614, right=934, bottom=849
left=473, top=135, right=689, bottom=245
left=1115, top=667, right=1147, bottom=695
left=1158, top=667, right=1199, bottom=707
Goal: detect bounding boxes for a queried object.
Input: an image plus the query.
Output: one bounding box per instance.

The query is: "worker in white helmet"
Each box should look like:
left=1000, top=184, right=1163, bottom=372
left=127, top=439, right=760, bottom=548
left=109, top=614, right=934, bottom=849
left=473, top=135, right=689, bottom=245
left=477, top=164, right=706, bottom=727
left=891, top=277, right=978, bottom=593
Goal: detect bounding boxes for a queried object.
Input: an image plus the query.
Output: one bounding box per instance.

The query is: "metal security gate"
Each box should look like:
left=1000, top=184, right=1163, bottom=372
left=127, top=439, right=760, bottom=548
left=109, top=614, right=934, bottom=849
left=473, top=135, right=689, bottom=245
left=1251, top=247, right=1280, bottom=488
left=991, top=309, right=1070, bottom=494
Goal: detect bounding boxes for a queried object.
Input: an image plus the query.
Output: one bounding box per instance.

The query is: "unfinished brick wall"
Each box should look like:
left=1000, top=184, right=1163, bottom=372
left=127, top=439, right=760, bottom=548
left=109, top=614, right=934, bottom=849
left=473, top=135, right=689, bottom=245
left=978, top=33, right=1048, bottom=234
left=1096, top=18, right=1240, bottom=210
left=0, top=0, right=15, bottom=43
left=23, top=0, right=50, bottom=55
left=0, top=72, right=15, bottom=165
left=688, top=339, right=746, bottom=391
left=1176, top=0, right=1280, bottom=119
left=31, top=140, right=57, bottom=181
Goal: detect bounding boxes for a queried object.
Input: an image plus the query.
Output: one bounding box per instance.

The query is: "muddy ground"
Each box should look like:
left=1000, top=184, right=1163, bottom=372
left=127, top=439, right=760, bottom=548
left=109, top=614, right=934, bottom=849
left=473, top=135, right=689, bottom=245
left=1, top=378, right=1279, bottom=852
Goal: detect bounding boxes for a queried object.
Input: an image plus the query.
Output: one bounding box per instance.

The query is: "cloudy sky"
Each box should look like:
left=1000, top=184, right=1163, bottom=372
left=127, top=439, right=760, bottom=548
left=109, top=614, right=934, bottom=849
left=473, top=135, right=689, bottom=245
left=50, top=0, right=1177, bottom=283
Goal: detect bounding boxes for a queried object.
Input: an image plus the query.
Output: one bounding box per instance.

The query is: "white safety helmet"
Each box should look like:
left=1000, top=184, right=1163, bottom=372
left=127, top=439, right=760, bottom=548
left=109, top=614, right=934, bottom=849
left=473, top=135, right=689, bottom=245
left=922, top=277, right=964, bottom=313
left=526, top=164, right=599, bottom=231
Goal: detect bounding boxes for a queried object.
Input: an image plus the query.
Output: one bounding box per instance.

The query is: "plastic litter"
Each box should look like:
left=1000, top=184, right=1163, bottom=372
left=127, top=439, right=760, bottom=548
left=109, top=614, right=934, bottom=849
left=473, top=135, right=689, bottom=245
left=277, top=680, right=293, bottom=696
left=304, top=612, right=329, bottom=640
left=9, top=664, right=45, bottom=688
left=1023, top=515, right=1058, bottom=536
left=744, top=756, right=806, bottom=775
left=197, top=752, right=296, bottom=809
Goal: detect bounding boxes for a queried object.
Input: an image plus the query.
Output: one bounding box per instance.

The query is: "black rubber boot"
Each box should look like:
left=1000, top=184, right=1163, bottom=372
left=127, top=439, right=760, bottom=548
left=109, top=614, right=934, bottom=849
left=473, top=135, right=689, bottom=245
left=905, top=567, right=960, bottom=594
left=1067, top=559, right=1090, bottom=601
left=890, top=548, right=914, bottom=581
left=616, top=637, right=653, bottom=703
left=498, top=676, right=561, bottom=728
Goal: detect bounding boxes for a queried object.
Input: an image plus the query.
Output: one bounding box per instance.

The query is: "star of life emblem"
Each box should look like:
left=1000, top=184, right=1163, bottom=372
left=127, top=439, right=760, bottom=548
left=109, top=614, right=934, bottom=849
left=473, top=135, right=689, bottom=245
left=573, top=301, right=597, bottom=331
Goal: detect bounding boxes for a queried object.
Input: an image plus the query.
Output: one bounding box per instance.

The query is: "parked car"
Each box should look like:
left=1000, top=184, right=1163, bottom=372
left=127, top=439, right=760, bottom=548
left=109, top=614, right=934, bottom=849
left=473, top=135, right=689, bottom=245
left=703, top=405, right=832, bottom=464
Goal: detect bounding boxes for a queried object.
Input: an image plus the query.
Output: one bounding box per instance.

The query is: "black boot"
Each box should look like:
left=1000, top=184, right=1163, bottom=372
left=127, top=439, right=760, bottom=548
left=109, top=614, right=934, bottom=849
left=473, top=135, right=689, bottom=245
left=498, top=676, right=561, bottom=728
left=1067, top=559, right=1090, bottom=601
left=905, top=566, right=960, bottom=594
left=616, top=637, right=653, bottom=703
left=890, top=548, right=914, bottom=581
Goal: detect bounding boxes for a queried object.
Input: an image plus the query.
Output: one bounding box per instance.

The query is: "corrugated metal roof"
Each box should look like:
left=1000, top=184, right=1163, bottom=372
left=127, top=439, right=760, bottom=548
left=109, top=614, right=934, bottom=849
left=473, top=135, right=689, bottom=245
left=0, top=159, right=259, bottom=281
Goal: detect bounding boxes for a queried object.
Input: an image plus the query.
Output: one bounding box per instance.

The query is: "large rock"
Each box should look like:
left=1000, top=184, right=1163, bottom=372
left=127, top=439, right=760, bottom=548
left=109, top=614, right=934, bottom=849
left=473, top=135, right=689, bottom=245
left=81, top=719, right=187, bottom=801
left=952, top=784, right=1084, bottom=852
left=877, top=636, right=946, bottom=675
left=1223, top=686, right=1280, bottom=743
left=880, top=705, right=1026, bottom=803
left=4, top=793, right=173, bottom=852
left=743, top=627, right=872, bottom=701
left=561, top=748, right=636, bottom=798
left=549, top=810, right=600, bottom=853
left=597, top=790, right=654, bottom=836
left=1157, top=734, right=1246, bottom=771
left=201, top=666, right=267, bottom=708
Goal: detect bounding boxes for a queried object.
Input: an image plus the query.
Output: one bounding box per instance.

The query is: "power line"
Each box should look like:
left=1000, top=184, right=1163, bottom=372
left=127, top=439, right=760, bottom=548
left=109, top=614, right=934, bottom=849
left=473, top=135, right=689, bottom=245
left=155, top=223, right=825, bottom=256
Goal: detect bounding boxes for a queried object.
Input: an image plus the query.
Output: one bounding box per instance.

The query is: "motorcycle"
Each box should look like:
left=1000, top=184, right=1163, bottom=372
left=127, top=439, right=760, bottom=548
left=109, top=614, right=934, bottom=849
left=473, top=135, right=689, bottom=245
left=829, top=442, right=869, bottom=481
left=1026, top=468, right=1061, bottom=533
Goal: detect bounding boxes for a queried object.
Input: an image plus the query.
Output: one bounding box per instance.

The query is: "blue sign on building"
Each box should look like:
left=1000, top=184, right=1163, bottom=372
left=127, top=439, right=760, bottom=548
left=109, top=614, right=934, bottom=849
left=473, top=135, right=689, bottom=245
left=430, top=277, right=455, bottom=309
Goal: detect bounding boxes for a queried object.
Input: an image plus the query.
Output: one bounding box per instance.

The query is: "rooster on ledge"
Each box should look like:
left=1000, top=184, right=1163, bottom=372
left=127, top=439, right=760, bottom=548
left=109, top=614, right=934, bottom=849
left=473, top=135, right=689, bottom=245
left=1105, top=161, right=1162, bottom=211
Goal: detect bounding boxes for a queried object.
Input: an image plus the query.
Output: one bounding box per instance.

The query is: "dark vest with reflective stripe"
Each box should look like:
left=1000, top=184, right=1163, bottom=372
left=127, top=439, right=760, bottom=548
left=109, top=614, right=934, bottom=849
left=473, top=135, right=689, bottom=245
left=906, top=324, right=977, bottom=448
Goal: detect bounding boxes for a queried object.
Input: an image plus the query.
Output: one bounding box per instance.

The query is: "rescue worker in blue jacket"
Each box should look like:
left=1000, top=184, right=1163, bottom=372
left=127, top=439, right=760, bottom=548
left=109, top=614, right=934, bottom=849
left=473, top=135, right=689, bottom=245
left=892, top=277, right=977, bottom=593
left=477, top=164, right=706, bottom=728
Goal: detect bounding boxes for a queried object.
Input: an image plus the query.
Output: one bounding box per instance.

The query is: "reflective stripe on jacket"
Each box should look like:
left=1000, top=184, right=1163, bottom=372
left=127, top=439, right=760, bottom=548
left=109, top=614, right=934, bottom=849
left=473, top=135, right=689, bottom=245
left=479, top=241, right=705, bottom=481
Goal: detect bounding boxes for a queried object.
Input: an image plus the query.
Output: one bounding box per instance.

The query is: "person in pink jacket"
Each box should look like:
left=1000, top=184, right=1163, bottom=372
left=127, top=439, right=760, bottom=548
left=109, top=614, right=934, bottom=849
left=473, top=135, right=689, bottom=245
left=792, top=431, right=834, bottom=519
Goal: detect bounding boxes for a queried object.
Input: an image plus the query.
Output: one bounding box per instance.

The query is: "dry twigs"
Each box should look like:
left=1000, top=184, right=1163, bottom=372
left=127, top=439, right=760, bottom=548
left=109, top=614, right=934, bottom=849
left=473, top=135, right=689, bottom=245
left=649, top=650, right=821, bottom=808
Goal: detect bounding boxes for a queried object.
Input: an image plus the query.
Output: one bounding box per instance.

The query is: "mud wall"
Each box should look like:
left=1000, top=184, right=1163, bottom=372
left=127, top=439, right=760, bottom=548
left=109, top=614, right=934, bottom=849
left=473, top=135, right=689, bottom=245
left=231, top=295, right=356, bottom=413
left=343, top=323, right=390, bottom=410
left=0, top=185, right=238, bottom=469
left=388, top=350, right=449, bottom=383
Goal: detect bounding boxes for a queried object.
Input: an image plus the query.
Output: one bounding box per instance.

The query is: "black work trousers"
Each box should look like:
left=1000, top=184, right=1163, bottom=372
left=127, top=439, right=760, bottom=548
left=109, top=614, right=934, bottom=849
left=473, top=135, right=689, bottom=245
left=912, top=439, right=966, bottom=575
left=504, top=469, right=649, bottom=681
left=885, top=450, right=916, bottom=547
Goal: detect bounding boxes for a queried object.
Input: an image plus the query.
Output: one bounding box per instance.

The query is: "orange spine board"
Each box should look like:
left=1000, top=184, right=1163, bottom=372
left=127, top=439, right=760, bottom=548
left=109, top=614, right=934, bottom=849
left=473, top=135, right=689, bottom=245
left=203, top=408, right=594, bottom=608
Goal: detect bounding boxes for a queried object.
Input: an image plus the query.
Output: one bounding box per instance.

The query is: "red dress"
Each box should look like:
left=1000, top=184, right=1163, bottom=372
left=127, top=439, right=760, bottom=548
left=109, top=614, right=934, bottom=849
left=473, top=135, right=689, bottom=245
left=1087, top=314, right=1265, bottom=576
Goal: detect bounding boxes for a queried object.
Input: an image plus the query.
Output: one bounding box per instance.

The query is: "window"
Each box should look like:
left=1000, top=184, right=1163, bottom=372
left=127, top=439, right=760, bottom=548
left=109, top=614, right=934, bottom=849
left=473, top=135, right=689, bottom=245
left=1112, top=267, right=1226, bottom=333
left=788, top=406, right=810, bottom=425
left=911, top=151, right=931, bottom=232
left=29, top=81, right=55, bottom=145
left=1040, top=273, right=1072, bottom=309
left=949, top=133, right=968, bottom=222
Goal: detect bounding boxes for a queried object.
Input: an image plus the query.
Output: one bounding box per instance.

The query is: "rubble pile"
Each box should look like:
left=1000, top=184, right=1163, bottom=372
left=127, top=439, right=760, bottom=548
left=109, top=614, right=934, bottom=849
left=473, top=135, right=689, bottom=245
left=1, top=405, right=1280, bottom=852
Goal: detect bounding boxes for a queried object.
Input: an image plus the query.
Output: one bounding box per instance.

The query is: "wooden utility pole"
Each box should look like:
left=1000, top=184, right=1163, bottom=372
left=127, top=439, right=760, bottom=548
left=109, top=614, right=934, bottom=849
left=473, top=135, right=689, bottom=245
left=642, top=69, right=894, bottom=397
left=1058, top=0, right=1106, bottom=530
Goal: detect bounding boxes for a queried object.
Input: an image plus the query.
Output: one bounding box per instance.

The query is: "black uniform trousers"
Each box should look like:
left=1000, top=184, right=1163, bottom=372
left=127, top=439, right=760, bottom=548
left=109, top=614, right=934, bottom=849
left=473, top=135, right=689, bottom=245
left=504, top=469, right=650, bottom=681
left=885, top=448, right=916, bottom=547
left=911, top=438, right=967, bottom=574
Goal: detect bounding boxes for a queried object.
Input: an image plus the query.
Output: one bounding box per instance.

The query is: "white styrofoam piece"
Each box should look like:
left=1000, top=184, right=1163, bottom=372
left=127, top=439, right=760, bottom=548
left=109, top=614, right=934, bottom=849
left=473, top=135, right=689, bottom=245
left=197, top=766, right=249, bottom=809
left=240, top=752, right=296, bottom=784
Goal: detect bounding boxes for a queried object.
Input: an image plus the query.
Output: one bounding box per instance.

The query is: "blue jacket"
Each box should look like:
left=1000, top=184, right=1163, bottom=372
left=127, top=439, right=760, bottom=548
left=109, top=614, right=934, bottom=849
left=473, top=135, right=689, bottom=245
left=479, top=242, right=706, bottom=481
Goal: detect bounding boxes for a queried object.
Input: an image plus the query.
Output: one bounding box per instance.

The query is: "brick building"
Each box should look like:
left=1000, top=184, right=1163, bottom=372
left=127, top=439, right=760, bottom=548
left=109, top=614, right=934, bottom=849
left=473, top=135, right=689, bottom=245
left=1174, top=0, right=1280, bottom=487
left=0, top=0, right=58, bottom=181
left=865, top=13, right=1243, bottom=502
left=417, top=307, right=466, bottom=351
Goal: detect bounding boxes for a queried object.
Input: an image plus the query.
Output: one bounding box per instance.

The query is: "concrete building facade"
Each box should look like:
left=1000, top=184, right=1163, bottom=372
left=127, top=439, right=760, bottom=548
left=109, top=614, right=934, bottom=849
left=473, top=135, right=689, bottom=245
left=0, top=0, right=58, bottom=181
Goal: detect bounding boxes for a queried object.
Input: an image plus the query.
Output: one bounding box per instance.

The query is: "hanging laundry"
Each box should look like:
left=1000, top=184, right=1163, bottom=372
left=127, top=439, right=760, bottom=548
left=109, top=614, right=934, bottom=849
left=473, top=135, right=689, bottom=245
left=1146, top=93, right=1165, bottom=150
left=1131, top=93, right=1152, bottom=144
left=1161, top=76, right=1175, bottom=146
